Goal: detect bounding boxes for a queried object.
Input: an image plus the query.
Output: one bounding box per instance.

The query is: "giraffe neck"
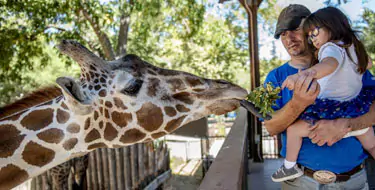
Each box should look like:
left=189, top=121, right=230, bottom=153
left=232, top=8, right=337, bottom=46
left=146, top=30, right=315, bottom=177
left=0, top=96, right=87, bottom=189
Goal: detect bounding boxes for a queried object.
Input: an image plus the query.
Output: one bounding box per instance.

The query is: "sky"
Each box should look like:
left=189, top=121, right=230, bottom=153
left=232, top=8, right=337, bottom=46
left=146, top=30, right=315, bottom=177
left=259, top=0, right=375, bottom=60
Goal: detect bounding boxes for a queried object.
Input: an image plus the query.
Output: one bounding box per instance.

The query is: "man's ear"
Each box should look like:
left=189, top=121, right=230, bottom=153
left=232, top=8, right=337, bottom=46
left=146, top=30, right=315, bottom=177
left=56, top=77, right=93, bottom=115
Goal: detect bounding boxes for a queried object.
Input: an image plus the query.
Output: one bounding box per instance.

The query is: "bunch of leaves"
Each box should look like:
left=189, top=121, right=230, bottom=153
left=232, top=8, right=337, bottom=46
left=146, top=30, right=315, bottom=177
left=246, top=82, right=281, bottom=117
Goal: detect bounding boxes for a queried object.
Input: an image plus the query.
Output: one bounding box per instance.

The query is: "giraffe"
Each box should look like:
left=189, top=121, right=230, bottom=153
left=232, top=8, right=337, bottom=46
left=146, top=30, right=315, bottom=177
left=0, top=40, right=247, bottom=189
left=46, top=154, right=88, bottom=190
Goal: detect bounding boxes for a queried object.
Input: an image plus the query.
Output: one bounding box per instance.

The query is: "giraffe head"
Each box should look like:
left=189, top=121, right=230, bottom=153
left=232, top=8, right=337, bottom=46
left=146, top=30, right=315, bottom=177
left=56, top=40, right=247, bottom=143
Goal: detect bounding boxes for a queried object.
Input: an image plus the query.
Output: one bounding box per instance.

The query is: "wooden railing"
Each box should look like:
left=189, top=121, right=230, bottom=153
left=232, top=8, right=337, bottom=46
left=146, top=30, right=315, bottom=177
left=198, top=108, right=249, bottom=190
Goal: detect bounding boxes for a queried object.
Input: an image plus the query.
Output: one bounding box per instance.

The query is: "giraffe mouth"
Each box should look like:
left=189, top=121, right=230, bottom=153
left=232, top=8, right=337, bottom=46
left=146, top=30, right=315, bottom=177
left=207, top=99, right=240, bottom=115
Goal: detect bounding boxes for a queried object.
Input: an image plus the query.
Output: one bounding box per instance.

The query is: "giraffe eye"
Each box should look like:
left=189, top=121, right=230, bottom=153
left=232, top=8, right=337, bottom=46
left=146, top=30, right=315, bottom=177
left=121, top=78, right=143, bottom=96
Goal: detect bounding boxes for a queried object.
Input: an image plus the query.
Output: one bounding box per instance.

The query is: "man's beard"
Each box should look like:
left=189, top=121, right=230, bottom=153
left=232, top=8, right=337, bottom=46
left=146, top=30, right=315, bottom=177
left=289, top=46, right=307, bottom=57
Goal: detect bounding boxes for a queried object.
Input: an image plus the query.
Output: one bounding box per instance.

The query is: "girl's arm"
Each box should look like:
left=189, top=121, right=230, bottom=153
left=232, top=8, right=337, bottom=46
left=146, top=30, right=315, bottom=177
left=282, top=57, right=338, bottom=90
left=302, top=57, right=339, bottom=79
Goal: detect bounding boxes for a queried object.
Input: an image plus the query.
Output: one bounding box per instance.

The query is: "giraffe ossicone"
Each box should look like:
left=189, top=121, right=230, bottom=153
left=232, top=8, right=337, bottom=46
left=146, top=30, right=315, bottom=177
left=0, top=40, right=247, bottom=189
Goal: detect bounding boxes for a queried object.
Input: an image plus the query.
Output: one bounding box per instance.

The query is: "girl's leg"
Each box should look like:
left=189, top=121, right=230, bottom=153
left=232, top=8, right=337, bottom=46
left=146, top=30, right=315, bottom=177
left=272, top=120, right=311, bottom=182
left=286, top=120, right=312, bottom=163
left=357, top=127, right=375, bottom=159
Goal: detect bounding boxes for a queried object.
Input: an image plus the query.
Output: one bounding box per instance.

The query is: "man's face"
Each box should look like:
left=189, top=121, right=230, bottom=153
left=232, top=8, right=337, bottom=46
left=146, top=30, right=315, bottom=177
left=280, top=27, right=306, bottom=57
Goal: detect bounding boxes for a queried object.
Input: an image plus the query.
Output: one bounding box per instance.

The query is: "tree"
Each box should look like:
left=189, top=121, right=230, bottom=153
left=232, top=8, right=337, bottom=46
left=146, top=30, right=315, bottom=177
left=0, top=0, right=250, bottom=105
left=361, top=8, right=375, bottom=73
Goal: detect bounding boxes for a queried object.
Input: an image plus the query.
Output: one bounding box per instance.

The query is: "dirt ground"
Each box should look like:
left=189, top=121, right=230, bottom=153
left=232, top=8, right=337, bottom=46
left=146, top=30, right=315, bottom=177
left=164, top=159, right=203, bottom=190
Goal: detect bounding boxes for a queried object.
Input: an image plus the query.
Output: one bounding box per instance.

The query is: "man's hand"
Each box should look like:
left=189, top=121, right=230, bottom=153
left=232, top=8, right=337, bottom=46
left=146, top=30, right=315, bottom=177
left=290, top=70, right=320, bottom=109
left=308, top=118, right=351, bottom=146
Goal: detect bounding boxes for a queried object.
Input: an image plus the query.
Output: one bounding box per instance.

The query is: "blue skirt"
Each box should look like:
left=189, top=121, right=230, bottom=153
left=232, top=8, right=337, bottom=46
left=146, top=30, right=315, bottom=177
left=299, top=87, right=375, bottom=123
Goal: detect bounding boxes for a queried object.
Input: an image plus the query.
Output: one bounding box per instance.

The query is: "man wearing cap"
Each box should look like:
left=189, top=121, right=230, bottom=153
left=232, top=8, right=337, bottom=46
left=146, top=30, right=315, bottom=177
left=263, top=4, right=374, bottom=189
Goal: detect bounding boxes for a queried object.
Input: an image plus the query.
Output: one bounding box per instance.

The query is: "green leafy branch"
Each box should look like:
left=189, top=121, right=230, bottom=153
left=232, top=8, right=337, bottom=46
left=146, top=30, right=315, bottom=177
left=246, top=82, right=281, bottom=117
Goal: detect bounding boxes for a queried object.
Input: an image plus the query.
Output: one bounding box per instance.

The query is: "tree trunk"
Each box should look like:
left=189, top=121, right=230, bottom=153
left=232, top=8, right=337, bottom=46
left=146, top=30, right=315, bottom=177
left=80, top=5, right=116, bottom=60
left=116, top=14, right=131, bottom=56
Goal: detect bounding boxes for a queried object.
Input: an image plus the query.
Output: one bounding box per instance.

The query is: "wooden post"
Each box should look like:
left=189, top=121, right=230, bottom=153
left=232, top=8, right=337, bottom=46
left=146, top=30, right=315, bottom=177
left=239, top=0, right=264, bottom=162
left=108, top=148, right=117, bottom=190
left=101, top=148, right=110, bottom=189
left=138, top=143, right=145, bottom=188
left=131, top=144, right=139, bottom=189
left=115, top=148, right=124, bottom=190
left=123, top=147, right=132, bottom=189
left=95, top=149, right=104, bottom=189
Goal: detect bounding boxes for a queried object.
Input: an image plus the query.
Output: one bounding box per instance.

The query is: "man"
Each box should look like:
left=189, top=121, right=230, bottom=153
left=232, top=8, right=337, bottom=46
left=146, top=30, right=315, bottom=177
left=263, top=4, right=374, bottom=189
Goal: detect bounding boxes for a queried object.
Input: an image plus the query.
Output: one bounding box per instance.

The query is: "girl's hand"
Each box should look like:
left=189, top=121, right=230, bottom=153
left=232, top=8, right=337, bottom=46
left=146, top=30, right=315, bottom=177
left=282, top=73, right=299, bottom=90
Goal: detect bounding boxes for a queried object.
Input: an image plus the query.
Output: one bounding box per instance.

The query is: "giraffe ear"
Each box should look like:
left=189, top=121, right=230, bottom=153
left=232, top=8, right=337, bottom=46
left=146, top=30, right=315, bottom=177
left=56, top=77, right=93, bottom=115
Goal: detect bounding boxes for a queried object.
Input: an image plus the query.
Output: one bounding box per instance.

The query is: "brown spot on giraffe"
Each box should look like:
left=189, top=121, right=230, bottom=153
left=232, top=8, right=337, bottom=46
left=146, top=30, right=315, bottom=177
left=104, top=122, right=118, bottom=141
left=90, top=65, right=97, bottom=71
left=94, top=111, right=99, bottom=121
left=119, top=129, right=146, bottom=144
left=88, top=143, right=107, bottom=150
left=37, top=128, right=64, bottom=144
left=147, top=78, right=160, bottom=97
left=85, top=129, right=101, bottom=143
left=164, top=106, right=177, bottom=117
left=152, top=132, right=167, bottom=139
left=21, top=108, right=54, bottom=131
left=165, top=115, right=187, bottom=132
left=104, top=109, right=110, bottom=119
left=105, top=101, right=113, bottom=108
left=84, top=118, right=91, bottom=130
left=67, top=123, right=80, bottom=133
left=113, top=97, right=127, bottom=110
left=22, top=141, right=55, bottom=167
left=176, top=104, right=190, bottom=112
left=95, top=85, right=101, bottom=91
left=0, top=164, right=29, bottom=190
left=63, top=138, right=78, bottom=150
left=99, top=121, right=104, bottom=129
left=172, top=92, right=194, bottom=105
left=167, top=78, right=186, bottom=92
left=186, top=77, right=204, bottom=87
left=112, top=111, right=132, bottom=128
left=136, top=103, right=163, bottom=132
left=0, top=124, right=25, bottom=158
left=56, top=109, right=70, bottom=124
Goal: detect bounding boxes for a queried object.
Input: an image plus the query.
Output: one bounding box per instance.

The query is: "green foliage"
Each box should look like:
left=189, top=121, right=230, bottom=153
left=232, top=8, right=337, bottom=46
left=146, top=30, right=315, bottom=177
left=246, top=82, right=280, bottom=117
left=361, top=8, right=375, bottom=74
left=0, top=0, right=283, bottom=106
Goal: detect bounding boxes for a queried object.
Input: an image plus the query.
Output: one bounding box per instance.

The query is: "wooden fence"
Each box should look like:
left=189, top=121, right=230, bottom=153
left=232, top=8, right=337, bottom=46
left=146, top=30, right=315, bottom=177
left=25, top=142, right=170, bottom=190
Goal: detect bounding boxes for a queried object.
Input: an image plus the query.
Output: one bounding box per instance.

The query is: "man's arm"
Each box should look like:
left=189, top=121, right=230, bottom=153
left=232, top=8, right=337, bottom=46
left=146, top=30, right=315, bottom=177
left=348, top=102, right=375, bottom=130
left=264, top=72, right=320, bottom=135
left=309, top=101, right=375, bottom=146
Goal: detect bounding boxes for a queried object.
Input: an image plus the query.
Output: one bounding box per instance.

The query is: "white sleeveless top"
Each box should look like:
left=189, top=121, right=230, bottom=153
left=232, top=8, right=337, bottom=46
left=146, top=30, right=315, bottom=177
left=317, top=42, right=362, bottom=102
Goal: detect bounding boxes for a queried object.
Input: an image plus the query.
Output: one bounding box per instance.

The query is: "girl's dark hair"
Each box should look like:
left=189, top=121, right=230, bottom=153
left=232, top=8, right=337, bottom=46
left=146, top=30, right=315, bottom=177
left=302, top=6, right=368, bottom=74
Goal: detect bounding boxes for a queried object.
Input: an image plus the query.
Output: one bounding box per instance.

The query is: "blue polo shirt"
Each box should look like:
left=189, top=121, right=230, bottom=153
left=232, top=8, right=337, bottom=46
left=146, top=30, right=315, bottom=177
left=264, top=62, right=373, bottom=173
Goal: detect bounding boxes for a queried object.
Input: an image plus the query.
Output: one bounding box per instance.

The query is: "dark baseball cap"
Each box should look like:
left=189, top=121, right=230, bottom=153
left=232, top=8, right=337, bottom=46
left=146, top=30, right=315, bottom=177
left=274, top=4, right=311, bottom=39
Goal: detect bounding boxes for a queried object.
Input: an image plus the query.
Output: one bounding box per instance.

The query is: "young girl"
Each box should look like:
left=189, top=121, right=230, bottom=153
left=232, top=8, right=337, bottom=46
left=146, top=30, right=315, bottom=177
left=271, top=7, right=375, bottom=182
